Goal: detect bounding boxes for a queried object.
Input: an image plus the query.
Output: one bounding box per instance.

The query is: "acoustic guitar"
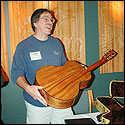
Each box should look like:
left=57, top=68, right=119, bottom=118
left=35, top=49, right=118, bottom=109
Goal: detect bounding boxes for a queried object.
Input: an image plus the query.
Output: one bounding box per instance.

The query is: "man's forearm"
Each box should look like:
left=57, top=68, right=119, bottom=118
left=16, top=76, right=47, bottom=106
left=16, top=76, right=30, bottom=91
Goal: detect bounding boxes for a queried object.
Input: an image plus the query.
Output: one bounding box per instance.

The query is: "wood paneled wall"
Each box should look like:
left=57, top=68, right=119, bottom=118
left=8, top=1, right=47, bottom=62
left=1, top=1, right=86, bottom=78
left=8, top=1, right=86, bottom=65
left=50, top=1, right=86, bottom=64
left=3, top=1, right=123, bottom=77
left=98, top=1, right=124, bottom=73
left=1, top=1, right=9, bottom=76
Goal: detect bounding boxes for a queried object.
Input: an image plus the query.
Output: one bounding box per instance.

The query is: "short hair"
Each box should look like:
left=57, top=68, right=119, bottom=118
left=31, top=8, right=52, bottom=32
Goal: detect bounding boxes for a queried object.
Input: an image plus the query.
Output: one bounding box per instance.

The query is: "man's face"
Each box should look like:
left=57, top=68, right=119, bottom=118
left=34, top=12, right=54, bottom=35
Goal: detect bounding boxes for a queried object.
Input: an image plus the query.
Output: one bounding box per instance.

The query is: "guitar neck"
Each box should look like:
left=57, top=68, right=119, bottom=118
left=87, top=58, right=106, bottom=72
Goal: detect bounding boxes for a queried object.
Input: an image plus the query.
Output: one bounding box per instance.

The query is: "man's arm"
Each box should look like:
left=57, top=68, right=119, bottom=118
left=16, top=76, right=47, bottom=106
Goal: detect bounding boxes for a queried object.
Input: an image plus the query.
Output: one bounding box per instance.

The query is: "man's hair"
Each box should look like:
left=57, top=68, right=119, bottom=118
left=31, top=8, right=51, bottom=32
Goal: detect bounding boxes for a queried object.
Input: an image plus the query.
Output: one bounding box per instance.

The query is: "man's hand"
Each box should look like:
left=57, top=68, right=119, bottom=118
left=81, top=64, right=88, bottom=70
left=26, top=85, right=47, bottom=106
left=16, top=76, right=47, bottom=106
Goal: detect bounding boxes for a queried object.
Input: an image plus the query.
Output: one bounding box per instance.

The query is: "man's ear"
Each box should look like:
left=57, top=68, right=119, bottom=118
left=33, top=22, right=37, bottom=28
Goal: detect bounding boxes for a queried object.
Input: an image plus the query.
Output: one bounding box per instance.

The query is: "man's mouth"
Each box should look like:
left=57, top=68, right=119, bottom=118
left=45, top=25, right=53, bottom=30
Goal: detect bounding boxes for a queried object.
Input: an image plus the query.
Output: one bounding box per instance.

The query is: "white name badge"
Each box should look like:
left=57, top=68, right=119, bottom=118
left=30, top=51, right=42, bottom=61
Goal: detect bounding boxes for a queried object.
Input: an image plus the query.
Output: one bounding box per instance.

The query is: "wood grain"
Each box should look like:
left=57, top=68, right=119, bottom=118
left=35, top=50, right=117, bottom=109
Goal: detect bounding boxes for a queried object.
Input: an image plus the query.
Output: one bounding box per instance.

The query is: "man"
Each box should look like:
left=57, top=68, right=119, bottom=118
left=11, top=8, right=73, bottom=124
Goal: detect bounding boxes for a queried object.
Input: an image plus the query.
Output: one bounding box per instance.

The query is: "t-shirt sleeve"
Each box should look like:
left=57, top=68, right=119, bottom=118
left=59, top=41, right=68, bottom=66
left=11, top=43, right=27, bottom=84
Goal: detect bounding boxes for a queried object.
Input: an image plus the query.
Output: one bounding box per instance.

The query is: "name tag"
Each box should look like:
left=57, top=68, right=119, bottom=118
left=30, top=51, right=42, bottom=61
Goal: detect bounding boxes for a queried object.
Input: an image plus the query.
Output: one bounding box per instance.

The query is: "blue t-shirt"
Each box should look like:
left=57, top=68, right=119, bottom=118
left=11, top=35, right=67, bottom=107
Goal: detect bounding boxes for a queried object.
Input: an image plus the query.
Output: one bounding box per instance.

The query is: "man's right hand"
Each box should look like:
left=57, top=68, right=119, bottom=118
left=26, top=85, right=47, bottom=106
left=16, top=76, right=47, bottom=106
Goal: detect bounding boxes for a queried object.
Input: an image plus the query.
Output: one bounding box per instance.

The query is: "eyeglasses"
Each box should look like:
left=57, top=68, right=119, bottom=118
left=40, top=17, right=55, bottom=24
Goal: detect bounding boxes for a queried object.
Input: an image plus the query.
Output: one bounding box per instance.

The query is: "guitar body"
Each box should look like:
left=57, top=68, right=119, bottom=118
left=35, top=49, right=118, bottom=109
left=35, top=60, right=91, bottom=109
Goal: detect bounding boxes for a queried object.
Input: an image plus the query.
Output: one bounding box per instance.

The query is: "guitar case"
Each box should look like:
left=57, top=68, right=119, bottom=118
left=95, top=80, right=124, bottom=124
